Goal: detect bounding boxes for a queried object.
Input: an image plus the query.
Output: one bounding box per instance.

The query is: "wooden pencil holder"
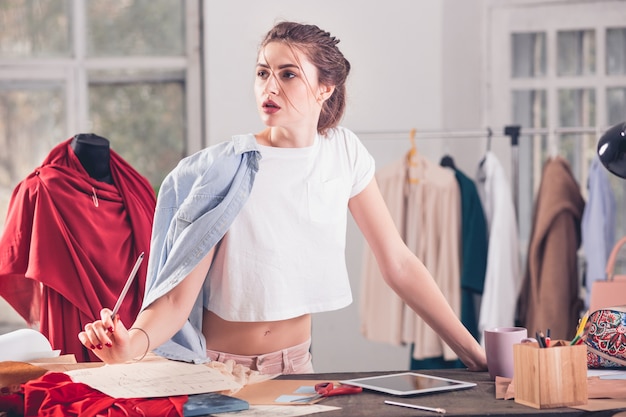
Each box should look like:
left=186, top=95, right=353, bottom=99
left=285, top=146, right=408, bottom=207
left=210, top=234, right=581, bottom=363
left=512, top=341, right=587, bottom=409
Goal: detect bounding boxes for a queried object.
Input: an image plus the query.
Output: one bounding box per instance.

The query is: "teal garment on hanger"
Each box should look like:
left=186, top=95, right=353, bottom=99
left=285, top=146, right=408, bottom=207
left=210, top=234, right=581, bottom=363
left=438, top=159, right=488, bottom=339
left=453, top=168, right=488, bottom=340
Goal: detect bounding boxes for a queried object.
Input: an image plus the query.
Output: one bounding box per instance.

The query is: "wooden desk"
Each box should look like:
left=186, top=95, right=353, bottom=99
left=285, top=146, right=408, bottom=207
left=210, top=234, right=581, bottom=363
left=279, top=369, right=626, bottom=416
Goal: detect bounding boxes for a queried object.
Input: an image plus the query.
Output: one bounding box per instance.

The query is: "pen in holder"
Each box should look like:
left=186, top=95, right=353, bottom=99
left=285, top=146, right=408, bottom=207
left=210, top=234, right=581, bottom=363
left=513, top=340, right=587, bottom=409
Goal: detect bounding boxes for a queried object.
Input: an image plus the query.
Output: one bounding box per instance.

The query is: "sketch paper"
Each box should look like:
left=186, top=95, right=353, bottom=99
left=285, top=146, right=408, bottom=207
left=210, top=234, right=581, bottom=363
left=214, top=404, right=340, bottom=416
left=66, top=360, right=242, bottom=398
left=0, top=329, right=60, bottom=362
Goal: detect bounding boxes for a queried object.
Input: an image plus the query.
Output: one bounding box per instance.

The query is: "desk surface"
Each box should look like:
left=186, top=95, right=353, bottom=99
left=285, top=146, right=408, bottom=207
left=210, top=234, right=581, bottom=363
left=279, top=369, right=626, bottom=416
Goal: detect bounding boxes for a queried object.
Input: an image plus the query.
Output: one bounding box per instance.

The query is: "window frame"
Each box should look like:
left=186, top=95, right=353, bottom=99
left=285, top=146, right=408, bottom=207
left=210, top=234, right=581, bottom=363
left=0, top=0, right=203, bottom=154
left=487, top=0, right=626, bottom=247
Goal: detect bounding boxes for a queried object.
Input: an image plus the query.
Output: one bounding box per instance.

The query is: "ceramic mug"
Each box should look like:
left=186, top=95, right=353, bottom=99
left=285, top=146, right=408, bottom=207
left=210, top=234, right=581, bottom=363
left=484, top=327, right=532, bottom=379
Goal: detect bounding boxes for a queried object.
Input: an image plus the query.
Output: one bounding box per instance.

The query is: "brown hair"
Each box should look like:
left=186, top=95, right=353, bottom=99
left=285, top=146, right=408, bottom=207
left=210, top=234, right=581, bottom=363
left=260, top=21, right=351, bottom=135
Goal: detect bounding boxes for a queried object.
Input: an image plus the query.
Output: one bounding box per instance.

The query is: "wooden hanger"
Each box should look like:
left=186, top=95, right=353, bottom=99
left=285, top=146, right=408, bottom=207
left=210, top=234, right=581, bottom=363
left=407, top=128, right=420, bottom=184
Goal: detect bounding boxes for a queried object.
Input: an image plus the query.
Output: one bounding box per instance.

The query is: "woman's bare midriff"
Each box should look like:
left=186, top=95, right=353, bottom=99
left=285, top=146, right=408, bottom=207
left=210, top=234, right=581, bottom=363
left=202, top=309, right=312, bottom=355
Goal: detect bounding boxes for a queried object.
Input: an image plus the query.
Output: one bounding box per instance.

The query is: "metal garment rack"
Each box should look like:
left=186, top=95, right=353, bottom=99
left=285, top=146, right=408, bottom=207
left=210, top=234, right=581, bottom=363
left=356, top=126, right=522, bottom=213
left=356, top=124, right=604, bottom=218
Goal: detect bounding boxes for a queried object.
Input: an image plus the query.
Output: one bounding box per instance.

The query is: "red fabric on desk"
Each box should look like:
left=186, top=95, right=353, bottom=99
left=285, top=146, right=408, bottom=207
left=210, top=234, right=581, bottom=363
left=0, top=392, right=24, bottom=416
left=0, top=138, right=156, bottom=362
left=22, top=372, right=186, bottom=417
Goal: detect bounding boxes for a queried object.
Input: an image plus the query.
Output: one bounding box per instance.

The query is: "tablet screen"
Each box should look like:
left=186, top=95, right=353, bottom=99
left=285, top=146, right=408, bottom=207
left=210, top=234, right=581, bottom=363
left=340, top=372, right=476, bottom=396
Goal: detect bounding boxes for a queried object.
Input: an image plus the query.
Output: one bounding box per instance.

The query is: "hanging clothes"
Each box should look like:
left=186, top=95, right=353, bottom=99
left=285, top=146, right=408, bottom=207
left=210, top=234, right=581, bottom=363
left=409, top=160, right=488, bottom=370
left=516, top=156, right=585, bottom=340
left=581, top=155, right=616, bottom=310
left=475, top=151, right=520, bottom=341
left=441, top=161, right=488, bottom=341
left=0, top=138, right=156, bottom=362
left=360, top=152, right=461, bottom=361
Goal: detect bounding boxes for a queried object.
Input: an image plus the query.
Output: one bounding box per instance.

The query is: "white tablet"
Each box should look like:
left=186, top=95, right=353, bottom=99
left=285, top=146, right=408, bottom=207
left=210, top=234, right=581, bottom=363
left=339, top=372, right=477, bottom=396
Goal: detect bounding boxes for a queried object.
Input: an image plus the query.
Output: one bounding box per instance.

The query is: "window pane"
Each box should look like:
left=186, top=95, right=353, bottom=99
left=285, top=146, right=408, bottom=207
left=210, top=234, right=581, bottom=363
left=88, top=76, right=185, bottom=188
left=513, top=89, right=547, bottom=128
left=558, top=88, right=596, bottom=127
left=86, top=0, right=184, bottom=57
left=513, top=89, right=547, bottom=196
left=512, top=32, right=546, bottom=78
left=0, top=83, right=65, bottom=219
left=558, top=89, right=595, bottom=189
left=607, top=87, right=626, bottom=126
left=0, top=0, right=72, bottom=58
left=557, top=30, right=595, bottom=76
left=555, top=131, right=595, bottom=187
left=607, top=28, right=626, bottom=75
left=513, top=90, right=546, bottom=246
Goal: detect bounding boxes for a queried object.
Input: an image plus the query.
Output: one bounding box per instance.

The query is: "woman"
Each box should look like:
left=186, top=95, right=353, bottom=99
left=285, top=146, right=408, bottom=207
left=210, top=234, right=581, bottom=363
left=78, top=21, right=487, bottom=374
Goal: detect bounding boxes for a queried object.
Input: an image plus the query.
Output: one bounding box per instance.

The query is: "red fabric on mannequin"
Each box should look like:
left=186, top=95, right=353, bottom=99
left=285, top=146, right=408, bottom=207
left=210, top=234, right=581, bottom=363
left=0, top=138, right=156, bottom=362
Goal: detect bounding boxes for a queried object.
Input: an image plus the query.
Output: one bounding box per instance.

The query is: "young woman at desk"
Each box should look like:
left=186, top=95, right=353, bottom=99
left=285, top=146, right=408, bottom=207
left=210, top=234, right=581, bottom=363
left=78, top=21, right=487, bottom=375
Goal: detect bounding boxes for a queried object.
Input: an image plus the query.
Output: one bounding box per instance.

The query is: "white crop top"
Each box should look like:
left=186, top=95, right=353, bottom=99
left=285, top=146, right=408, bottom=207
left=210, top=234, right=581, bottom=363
left=206, top=126, right=375, bottom=321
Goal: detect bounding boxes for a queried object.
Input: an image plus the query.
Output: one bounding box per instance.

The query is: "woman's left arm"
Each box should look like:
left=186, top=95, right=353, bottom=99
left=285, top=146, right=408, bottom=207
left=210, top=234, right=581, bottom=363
left=349, top=178, right=487, bottom=371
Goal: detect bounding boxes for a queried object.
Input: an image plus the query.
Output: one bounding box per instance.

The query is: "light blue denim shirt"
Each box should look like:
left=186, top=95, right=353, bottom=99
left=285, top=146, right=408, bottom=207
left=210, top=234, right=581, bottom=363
left=140, top=134, right=260, bottom=363
left=582, top=155, right=616, bottom=309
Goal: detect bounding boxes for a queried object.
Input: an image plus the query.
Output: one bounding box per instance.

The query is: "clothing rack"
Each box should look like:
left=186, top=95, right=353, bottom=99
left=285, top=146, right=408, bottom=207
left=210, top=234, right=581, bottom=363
left=356, top=126, right=522, bottom=213
left=356, top=125, right=604, bottom=217
left=358, top=125, right=603, bottom=348
left=355, top=125, right=601, bottom=140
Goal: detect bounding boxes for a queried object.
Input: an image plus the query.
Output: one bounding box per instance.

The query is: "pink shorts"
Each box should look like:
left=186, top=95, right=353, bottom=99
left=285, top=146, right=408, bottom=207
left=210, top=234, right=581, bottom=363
left=206, top=338, right=314, bottom=375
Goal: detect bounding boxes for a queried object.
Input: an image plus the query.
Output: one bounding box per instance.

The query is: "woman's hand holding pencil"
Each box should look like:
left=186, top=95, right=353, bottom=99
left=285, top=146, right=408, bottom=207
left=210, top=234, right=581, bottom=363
left=77, top=253, right=146, bottom=363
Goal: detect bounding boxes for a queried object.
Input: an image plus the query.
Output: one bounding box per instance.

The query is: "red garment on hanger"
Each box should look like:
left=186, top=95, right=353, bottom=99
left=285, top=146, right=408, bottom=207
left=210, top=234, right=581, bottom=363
left=22, top=372, right=186, bottom=417
left=0, top=138, right=156, bottom=362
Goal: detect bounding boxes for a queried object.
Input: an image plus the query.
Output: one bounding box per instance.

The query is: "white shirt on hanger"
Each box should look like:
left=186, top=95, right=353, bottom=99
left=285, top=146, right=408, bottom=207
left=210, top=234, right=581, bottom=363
left=475, top=151, right=521, bottom=342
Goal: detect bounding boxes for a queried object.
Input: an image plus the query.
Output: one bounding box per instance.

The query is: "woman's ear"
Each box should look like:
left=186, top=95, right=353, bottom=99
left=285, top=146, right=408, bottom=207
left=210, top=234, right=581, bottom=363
left=317, top=85, right=335, bottom=103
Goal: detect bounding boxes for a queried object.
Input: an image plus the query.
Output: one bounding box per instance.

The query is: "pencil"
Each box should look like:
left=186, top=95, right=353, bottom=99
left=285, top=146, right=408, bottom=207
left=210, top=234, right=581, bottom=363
left=570, top=334, right=581, bottom=346
left=384, top=400, right=446, bottom=414
left=111, top=252, right=145, bottom=319
left=576, top=311, right=590, bottom=336
left=536, top=331, right=545, bottom=348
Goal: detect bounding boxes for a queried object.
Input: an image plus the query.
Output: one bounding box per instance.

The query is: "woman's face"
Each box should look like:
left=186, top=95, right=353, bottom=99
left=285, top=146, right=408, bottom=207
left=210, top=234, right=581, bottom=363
left=255, top=42, right=328, bottom=131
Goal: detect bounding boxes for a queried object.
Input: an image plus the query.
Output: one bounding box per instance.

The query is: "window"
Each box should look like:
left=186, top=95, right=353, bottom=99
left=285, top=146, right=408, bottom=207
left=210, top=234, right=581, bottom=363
left=0, top=0, right=202, bottom=222
left=489, top=1, right=626, bottom=246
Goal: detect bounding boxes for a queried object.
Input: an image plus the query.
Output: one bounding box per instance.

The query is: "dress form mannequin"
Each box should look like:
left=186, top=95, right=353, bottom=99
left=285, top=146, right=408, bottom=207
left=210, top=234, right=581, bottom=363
left=0, top=136, right=156, bottom=361
left=70, top=133, right=113, bottom=184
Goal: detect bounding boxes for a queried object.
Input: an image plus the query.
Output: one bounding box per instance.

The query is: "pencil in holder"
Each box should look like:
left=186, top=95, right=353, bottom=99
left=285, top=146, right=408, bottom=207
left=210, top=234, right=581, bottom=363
left=513, top=340, right=587, bottom=409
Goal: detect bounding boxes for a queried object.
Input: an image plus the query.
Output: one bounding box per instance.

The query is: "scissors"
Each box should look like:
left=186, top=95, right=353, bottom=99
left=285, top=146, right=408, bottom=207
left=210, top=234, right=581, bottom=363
left=291, top=382, right=363, bottom=403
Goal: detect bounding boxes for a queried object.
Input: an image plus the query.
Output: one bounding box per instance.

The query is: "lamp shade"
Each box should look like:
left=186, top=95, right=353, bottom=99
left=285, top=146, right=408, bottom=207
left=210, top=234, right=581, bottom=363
left=597, top=122, right=626, bottom=178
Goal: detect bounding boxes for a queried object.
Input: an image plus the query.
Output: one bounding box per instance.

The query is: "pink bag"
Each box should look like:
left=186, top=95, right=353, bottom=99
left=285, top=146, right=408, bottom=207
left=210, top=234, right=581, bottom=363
left=589, top=236, right=626, bottom=312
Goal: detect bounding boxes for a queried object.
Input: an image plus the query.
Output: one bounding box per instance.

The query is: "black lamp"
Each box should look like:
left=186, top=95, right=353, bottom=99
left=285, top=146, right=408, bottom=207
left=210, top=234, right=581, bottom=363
left=597, top=122, right=626, bottom=178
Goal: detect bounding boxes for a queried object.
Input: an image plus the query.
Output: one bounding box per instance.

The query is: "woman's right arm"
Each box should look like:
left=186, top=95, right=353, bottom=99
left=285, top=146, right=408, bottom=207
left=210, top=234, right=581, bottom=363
left=78, top=247, right=215, bottom=363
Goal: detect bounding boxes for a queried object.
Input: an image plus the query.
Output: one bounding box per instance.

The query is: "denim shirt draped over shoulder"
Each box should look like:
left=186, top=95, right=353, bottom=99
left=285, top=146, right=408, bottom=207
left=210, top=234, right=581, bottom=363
left=141, top=134, right=260, bottom=363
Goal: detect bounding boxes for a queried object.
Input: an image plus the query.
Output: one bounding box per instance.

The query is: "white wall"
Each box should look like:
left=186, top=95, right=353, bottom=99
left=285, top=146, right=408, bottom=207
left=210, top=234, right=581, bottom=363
left=204, top=0, right=487, bottom=372
left=203, top=1, right=448, bottom=141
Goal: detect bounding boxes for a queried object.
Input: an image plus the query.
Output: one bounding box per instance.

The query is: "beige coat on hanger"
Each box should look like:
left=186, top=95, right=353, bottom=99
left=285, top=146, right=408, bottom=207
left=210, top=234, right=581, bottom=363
left=360, top=152, right=462, bottom=360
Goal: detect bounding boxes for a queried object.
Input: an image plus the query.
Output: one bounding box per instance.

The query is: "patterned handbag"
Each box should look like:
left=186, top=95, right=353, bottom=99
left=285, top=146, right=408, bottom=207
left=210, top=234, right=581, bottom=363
left=584, top=307, right=626, bottom=368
